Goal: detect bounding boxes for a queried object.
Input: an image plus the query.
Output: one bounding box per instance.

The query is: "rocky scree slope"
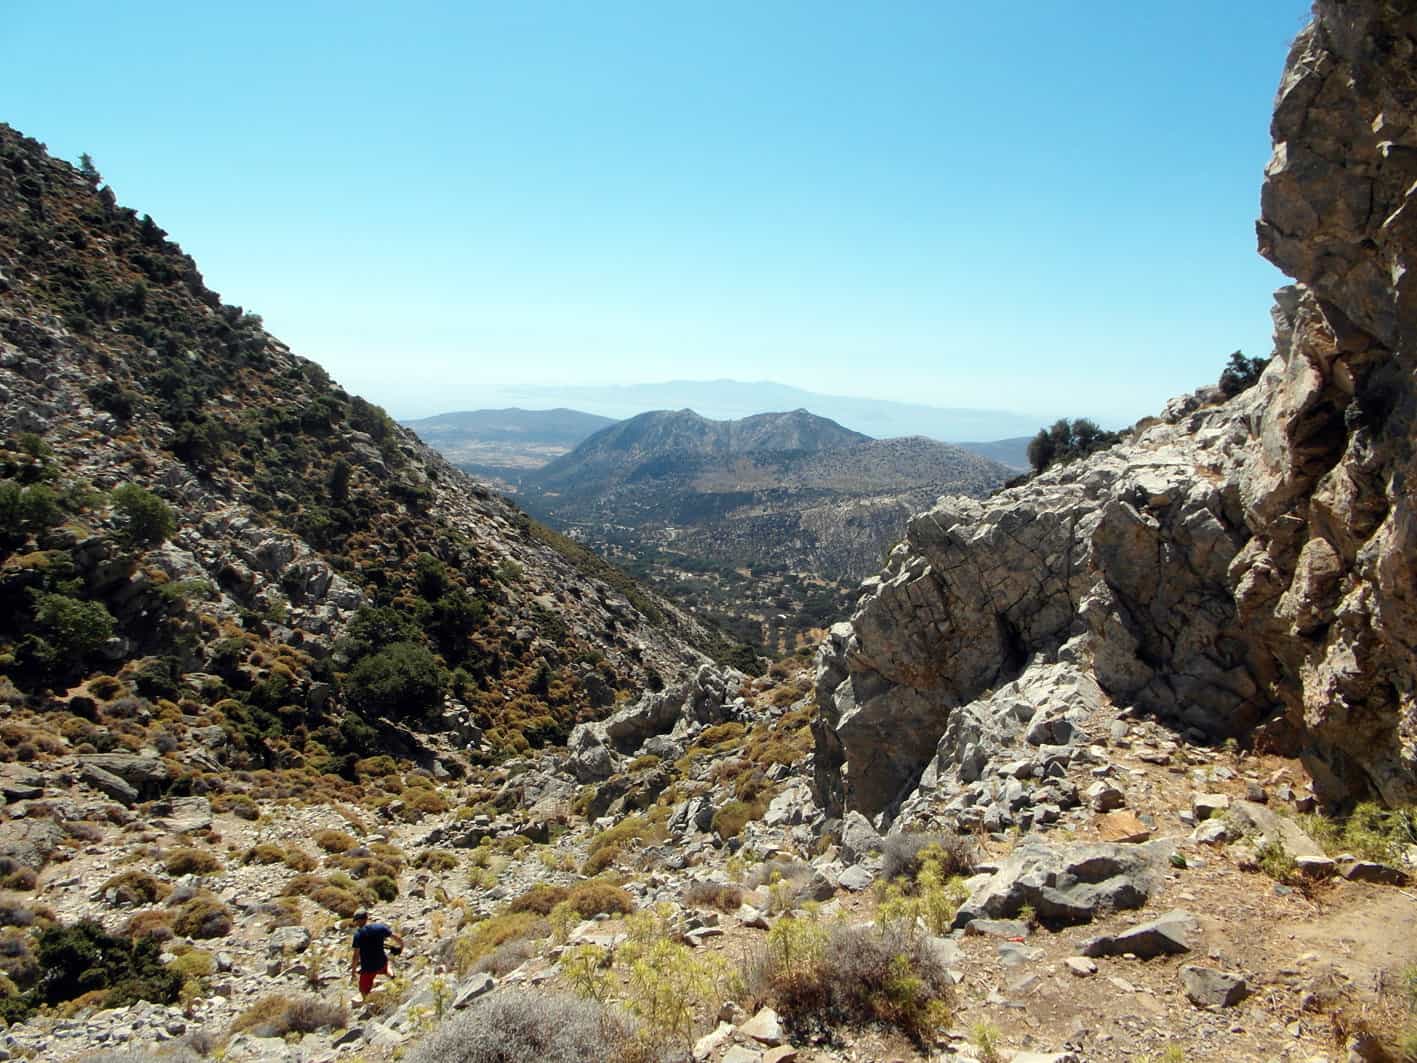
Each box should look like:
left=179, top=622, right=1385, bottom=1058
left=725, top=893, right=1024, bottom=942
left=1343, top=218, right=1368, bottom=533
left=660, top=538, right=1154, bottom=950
left=814, top=0, right=1417, bottom=823
left=0, top=120, right=719, bottom=783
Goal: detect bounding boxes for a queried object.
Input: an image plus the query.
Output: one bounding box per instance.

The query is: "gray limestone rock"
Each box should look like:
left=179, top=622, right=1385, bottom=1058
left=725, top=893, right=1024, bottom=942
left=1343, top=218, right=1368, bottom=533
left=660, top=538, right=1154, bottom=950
left=1180, top=964, right=1249, bottom=1007
left=840, top=810, right=883, bottom=863
left=953, top=839, right=1166, bottom=929
left=80, top=763, right=139, bottom=805
left=1083, top=909, right=1197, bottom=959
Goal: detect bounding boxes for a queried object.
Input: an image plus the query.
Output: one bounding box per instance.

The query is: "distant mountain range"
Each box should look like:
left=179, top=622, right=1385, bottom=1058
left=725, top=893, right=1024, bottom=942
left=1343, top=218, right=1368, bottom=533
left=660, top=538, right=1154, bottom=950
left=402, top=405, right=1032, bottom=474
left=512, top=408, right=1012, bottom=651
left=481, top=379, right=1047, bottom=446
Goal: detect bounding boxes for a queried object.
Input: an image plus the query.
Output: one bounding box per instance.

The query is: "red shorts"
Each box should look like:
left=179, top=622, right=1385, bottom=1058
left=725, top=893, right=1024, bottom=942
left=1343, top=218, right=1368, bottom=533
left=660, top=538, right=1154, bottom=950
left=358, top=964, right=388, bottom=995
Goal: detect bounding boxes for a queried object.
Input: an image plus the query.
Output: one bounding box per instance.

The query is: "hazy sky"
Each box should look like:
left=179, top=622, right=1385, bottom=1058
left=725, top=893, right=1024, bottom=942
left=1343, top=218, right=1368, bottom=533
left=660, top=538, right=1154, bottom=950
left=7, top=2, right=1310, bottom=426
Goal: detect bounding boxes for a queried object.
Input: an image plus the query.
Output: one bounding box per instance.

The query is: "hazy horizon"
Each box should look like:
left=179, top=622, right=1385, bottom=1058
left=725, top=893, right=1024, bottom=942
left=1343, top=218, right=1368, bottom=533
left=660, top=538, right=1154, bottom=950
left=5, top=2, right=1310, bottom=426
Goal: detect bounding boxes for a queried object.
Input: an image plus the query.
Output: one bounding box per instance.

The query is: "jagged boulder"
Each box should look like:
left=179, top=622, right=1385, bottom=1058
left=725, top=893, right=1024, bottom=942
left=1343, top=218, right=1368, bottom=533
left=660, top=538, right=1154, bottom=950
left=566, top=664, right=745, bottom=781
left=952, top=839, right=1169, bottom=929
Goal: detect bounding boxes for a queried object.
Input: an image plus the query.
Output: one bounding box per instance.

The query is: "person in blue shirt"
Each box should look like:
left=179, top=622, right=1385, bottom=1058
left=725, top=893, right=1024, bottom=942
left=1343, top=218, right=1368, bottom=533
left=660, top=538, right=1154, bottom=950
left=350, top=909, right=404, bottom=998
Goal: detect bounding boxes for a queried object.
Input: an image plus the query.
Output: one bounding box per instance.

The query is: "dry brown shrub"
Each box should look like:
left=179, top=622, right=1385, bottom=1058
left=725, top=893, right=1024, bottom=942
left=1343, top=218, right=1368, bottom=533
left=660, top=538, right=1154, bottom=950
left=162, top=847, right=222, bottom=876
left=683, top=881, right=743, bottom=912
left=171, top=896, right=233, bottom=939
left=231, top=993, right=346, bottom=1036
left=313, top=829, right=356, bottom=853
left=125, top=909, right=175, bottom=941
left=103, top=870, right=171, bottom=906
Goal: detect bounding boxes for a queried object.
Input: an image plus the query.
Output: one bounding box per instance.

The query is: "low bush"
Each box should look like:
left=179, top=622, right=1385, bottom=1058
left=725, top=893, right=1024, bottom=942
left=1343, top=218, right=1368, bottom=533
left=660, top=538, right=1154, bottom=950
left=34, top=919, right=182, bottom=1013
left=125, top=910, right=175, bottom=941
left=508, top=883, right=569, bottom=916
left=565, top=880, right=635, bottom=918
left=162, top=848, right=221, bottom=876
left=583, top=815, right=661, bottom=875
left=683, top=881, right=743, bottom=912
left=1301, top=802, right=1417, bottom=864
left=171, top=896, right=233, bottom=939
left=102, top=870, right=172, bottom=907
left=405, top=988, right=626, bottom=1063
left=880, top=832, right=973, bottom=881
left=230, top=992, right=347, bottom=1037
left=415, top=849, right=458, bottom=872
left=748, top=915, right=953, bottom=1045
left=453, top=912, right=544, bottom=975
left=313, top=829, right=356, bottom=853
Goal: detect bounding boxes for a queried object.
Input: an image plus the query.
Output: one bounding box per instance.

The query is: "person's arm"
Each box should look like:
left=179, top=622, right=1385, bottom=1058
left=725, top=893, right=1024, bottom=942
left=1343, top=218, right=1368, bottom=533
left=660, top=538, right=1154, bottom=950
left=351, top=944, right=359, bottom=978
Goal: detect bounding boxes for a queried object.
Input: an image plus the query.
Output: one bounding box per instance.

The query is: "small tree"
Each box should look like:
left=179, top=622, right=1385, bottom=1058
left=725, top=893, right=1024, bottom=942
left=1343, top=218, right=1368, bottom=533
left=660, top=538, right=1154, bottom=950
left=110, top=484, right=176, bottom=546
left=1218, top=350, right=1270, bottom=397
left=344, top=640, right=448, bottom=719
left=78, top=153, right=102, bottom=187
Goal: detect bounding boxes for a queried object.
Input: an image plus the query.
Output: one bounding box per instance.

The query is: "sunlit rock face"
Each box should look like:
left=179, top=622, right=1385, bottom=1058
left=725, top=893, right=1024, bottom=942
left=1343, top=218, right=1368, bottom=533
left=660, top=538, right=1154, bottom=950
left=814, top=0, right=1417, bottom=823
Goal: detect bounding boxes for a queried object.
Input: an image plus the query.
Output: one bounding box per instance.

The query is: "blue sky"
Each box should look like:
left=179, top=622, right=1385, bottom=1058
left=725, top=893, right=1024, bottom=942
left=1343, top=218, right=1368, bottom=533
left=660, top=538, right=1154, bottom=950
left=7, top=1, right=1311, bottom=428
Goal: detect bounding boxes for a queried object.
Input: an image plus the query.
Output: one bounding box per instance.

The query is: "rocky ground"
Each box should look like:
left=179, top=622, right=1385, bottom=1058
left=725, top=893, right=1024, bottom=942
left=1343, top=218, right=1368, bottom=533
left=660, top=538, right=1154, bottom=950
left=0, top=656, right=1411, bottom=1062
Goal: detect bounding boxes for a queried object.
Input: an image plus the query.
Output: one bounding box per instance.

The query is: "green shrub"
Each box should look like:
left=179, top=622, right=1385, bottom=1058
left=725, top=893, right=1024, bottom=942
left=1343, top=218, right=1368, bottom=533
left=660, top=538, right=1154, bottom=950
left=683, top=881, right=743, bottom=912
left=314, top=829, right=356, bottom=853
left=31, top=591, right=115, bottom=665
left=344, top=640, right=448, bottom=719
left=110, top=484, right=176, bottom=546
left=711, top=800, right=756, bottom=841
left=34, top=919, right=181, bottom=1010
left=1218, top=350, right=1270, bottom=397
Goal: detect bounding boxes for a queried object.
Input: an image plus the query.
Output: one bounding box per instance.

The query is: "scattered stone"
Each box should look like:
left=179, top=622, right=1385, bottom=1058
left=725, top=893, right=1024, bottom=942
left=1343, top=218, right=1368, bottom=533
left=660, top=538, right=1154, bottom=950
left=837, top=864, right=875, bottom=892
left=1192, top=819, right=1235, bottom=845
left=1083, top=909, right=1196, bottom=959
left=1191, top=794, right=1231, bottom=821
left=1087, top=782, right=1126, bottom=812
left=693, top=1022, right=735, bottom=1061
left=452, top=972, right=495, bottom=1009
left=1096, top=810, right=1151, bottom=843
left=1227, top=800, right=1330, bottom=864
left=1065, top=956, right=1098, bottom=977
left=722, top=1047, right=762, bottom=1063
left=739, top=1007, right=785, bottom=1046
left=79, top=763, right=138, bottom=805
left=840, top=812, right=883, bottom=863
left=1180, top=964, right=1250, bottom=1007
left=966, top=918, right=1030, bottom=940
left=1342, top=861, right=1409, bottom=885
left=761, top=1048, right=797, bottom=1063
left=997, top=942, right=1044, bottom=967
left=266, top=926, right=310, bottom=954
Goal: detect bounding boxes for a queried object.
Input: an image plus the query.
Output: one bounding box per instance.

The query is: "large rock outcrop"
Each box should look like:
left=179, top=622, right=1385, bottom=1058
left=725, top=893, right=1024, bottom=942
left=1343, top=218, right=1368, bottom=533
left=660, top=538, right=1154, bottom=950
left=815, top=0, right=1417, bottom=820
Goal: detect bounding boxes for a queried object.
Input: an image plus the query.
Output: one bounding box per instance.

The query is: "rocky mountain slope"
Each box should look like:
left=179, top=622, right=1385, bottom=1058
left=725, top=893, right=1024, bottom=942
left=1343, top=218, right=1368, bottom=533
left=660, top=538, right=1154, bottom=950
left=0, top=119, right=726, bottom=775
left=519, top=408, right=1010, bottom=653
left=814, top=0, right=1417, bottom=824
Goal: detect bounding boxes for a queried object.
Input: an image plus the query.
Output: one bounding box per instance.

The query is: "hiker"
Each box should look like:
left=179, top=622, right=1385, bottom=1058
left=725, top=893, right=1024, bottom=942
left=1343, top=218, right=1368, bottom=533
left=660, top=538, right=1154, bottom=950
left=350, top=909, right=404, bottom=999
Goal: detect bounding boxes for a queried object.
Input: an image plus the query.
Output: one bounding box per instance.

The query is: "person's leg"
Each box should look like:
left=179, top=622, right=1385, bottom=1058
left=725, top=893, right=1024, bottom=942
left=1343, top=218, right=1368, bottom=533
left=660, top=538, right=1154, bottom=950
left=359, top=969, right=377, bottom=997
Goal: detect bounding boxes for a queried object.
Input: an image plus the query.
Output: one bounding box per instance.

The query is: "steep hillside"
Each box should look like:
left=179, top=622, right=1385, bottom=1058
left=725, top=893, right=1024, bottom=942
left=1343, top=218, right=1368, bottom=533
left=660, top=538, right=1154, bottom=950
left=519, top=408, right=1009, bottom=652
left=814, top=0, right=1417, bottom=821
left=0, top=122, right=719, bottom=779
